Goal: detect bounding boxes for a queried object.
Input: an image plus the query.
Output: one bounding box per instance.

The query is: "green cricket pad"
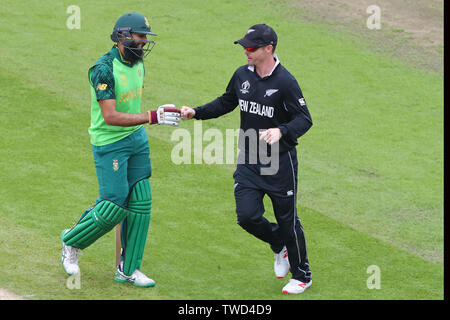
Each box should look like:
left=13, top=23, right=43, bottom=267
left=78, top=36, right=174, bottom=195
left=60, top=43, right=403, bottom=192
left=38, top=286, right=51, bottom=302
left=63, top=200, right=128, bottom=250
left=121, top=179, right=152, bottom=275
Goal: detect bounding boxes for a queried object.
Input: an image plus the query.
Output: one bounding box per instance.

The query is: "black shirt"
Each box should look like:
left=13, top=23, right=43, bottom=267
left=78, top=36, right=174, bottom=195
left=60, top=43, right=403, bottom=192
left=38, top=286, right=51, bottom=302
left=194, top=56, right=313, bottom=155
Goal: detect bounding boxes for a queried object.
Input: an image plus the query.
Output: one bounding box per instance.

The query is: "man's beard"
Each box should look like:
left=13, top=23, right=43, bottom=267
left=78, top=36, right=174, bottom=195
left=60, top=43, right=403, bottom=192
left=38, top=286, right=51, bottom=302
left=123, top=42, right=143, bottom=64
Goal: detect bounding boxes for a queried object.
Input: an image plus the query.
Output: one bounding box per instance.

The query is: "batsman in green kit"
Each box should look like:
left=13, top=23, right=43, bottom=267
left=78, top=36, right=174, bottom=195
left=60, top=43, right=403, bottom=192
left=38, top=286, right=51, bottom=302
left=60, top=12, right=181, bottom=287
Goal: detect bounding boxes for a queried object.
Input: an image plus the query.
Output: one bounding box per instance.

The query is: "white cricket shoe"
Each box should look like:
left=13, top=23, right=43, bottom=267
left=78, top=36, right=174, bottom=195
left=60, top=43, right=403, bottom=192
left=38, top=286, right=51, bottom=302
left=114, top=263, right=155, bottom=287
left=274, top=246, right=290, bottom=279
left=61, top=229, right=80, bottom=276
left=282, top=279, right=312, bottom=294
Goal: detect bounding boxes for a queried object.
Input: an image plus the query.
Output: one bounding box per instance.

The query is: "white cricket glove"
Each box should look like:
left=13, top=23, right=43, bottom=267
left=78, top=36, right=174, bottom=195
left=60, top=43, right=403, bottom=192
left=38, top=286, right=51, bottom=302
left=149, top=104, right=181, bottom=126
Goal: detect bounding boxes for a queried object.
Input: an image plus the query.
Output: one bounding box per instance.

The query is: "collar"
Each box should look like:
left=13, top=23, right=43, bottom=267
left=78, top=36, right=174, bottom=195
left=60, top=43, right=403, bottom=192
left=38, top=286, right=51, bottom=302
left=247, top=54, right=280, bottom=77
left=111, top=45, right=133, bottom=67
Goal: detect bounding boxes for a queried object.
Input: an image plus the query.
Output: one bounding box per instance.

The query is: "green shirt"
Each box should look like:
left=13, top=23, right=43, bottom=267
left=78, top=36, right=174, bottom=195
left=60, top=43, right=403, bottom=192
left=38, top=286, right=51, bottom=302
left=88, top=46, right=145, bottom=146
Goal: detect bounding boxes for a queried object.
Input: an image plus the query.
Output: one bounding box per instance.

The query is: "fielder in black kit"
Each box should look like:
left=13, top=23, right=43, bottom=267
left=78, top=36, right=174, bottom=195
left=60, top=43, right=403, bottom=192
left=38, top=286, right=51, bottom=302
left=181, top=24, right=313, bottom=294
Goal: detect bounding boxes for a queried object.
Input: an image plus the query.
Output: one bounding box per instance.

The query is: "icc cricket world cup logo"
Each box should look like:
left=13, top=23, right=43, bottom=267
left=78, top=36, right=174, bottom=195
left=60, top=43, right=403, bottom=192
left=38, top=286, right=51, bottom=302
left=240, top=80, right=250, bottom=94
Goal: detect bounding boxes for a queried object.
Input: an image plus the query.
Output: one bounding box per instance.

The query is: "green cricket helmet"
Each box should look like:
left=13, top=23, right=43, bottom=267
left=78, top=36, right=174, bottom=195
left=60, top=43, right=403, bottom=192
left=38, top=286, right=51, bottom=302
left=110, top=12, right=157, bottom=60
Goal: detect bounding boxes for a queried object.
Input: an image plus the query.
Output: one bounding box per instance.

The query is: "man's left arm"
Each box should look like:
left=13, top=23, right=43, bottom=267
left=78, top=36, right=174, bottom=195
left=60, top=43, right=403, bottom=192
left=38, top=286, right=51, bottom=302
left=260, top=79, right=312, bottom=145
left=278, top=79, right=313, bottom=142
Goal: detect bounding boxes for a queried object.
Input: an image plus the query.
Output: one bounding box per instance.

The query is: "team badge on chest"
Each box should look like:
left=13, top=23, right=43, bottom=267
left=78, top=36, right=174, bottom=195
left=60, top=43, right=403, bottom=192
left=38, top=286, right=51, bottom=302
left=113, top=159, right=119, bottom=172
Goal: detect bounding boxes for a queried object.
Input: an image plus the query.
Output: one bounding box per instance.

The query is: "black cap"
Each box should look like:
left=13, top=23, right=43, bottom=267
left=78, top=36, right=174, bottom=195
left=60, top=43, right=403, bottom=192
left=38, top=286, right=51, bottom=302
left=234, top=24, right=277, bottom=48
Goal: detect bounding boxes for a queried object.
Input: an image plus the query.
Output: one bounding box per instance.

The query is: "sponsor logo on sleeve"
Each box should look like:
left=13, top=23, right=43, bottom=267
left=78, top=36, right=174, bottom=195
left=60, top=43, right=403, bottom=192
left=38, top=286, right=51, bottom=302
left=96, top=83, right=108, bottom=91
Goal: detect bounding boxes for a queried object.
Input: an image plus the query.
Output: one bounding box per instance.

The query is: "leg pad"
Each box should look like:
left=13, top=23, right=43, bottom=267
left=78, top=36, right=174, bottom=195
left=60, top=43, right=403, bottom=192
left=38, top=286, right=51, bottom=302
left=63, top=200, right=128, bottom=250
left=121, top=179, right=152, bottom=275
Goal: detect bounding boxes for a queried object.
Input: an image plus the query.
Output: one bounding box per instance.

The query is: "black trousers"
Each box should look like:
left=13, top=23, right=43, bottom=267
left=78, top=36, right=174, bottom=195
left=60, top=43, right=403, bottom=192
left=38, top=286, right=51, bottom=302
left=233, top=148, right=311, bottom=282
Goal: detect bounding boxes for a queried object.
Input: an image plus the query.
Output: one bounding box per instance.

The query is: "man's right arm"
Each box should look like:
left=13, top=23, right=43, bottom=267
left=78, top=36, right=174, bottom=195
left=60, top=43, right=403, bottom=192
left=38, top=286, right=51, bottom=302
left=90, top=64, right=179, bottom=126
left=99, top=99, right=180, bottom=127
left=99, top=99, right=149, bottom=126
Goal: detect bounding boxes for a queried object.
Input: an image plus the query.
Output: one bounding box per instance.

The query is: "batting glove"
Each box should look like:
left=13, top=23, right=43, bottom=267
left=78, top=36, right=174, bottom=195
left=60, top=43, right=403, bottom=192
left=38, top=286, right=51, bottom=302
left=149, top=104, right=181, bottom=126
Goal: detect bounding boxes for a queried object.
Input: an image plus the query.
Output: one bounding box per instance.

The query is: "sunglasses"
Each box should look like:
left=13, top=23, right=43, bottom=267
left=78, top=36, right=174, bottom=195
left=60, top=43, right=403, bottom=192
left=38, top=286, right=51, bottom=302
left=245, top=46, right=261, bottom=52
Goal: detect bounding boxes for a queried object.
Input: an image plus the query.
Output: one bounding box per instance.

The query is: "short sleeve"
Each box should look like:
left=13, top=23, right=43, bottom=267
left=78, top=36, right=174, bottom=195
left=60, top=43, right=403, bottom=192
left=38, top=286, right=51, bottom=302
left=89, top=64, right=116, bottom=100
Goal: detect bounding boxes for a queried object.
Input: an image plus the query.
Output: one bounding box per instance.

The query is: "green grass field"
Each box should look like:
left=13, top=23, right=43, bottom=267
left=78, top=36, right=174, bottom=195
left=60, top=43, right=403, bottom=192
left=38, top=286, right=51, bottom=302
left=0, top=0, right=443, bottom=300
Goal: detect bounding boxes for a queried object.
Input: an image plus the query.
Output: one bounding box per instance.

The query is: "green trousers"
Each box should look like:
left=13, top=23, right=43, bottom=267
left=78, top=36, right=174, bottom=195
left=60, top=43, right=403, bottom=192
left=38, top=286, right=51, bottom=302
left=92, top=126, right=151, bottom=206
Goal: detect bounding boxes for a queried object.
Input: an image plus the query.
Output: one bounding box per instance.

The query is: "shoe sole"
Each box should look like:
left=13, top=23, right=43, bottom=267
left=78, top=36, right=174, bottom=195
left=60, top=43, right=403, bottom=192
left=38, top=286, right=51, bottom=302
left=282, top=281, right=312, bottom=294
left=114, top=274, right=156, bottom=288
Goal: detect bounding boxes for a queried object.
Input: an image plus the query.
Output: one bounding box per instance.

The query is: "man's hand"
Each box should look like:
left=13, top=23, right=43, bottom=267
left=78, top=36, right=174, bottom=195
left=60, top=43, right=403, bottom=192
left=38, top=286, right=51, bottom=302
left=259, top=128, right=282, bottom=145
left=181, top=106, right=195, bottom=120
left=149, top=104, right=181, bottom=126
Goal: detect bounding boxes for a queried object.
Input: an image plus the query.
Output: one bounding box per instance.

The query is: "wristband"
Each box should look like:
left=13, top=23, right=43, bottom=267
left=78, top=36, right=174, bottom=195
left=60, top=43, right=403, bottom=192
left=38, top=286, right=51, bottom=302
left=149, top=110, right=158, bottom=124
